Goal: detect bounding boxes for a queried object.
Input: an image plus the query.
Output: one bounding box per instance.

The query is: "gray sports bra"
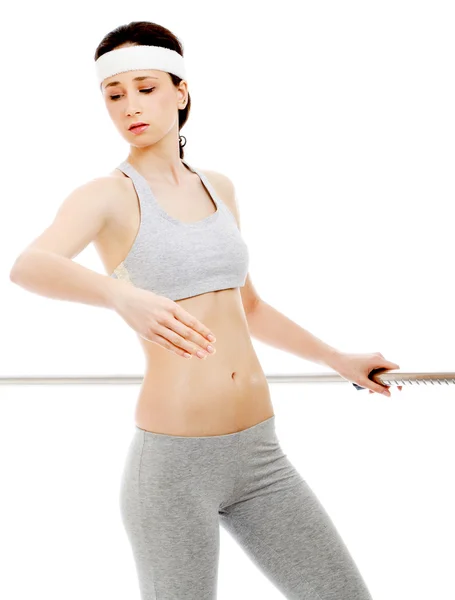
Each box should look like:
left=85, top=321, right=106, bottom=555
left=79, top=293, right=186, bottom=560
left=109, top=159, right=249, bottom=301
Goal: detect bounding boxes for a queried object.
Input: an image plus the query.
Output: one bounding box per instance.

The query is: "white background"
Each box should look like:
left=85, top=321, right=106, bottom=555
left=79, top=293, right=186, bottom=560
left=1, top=1, right=454, bottom=598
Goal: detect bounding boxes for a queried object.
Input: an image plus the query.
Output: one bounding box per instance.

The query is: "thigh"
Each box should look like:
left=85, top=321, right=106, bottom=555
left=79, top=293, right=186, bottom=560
left=119, top=429, right=222, bottom=600
left=219, top=453, right=373, bottom=600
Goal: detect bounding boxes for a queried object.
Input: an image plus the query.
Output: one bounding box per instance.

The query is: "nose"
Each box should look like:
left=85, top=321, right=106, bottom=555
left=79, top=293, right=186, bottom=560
left=125, top=96, right=143, bottom=117
left=126, top=105, right=142, bottom=117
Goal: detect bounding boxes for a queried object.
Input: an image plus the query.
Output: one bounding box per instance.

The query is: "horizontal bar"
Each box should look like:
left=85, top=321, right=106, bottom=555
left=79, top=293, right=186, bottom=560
left=1, top=372, right=455, bottom=386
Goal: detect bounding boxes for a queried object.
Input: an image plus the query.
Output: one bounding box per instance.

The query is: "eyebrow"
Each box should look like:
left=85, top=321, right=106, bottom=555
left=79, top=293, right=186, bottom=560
left=104, top=76, right=159, bottom=89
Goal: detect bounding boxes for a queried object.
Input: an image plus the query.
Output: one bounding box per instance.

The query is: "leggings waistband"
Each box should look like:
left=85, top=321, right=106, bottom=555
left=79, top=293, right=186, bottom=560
left=135, top=414, right=276, bottom=445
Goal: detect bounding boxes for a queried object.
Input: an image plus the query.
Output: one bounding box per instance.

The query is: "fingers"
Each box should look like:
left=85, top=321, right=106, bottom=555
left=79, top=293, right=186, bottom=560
left=151, top=332, right=197, bottom=359
left=175, top=307, right=216, bottom=343
left=155, top=322, right=213, bottom=359
left=155, top=306, right=217, bottom=359
left=369, top=385, right=403, bottom=394
left=168, top=314, right=216, bottom=352
left=366, top=383, right=391, bottom=396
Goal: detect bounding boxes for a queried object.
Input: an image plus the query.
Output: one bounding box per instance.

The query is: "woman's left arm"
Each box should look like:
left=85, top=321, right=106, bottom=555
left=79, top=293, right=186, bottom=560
left=246, top=299, right=402, bottom=397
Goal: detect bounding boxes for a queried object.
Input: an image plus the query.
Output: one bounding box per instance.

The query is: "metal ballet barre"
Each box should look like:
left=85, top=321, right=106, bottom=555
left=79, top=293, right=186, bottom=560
left=349, top=370, right=455, bottom=390
left=1, top=371, right=455, bottom=387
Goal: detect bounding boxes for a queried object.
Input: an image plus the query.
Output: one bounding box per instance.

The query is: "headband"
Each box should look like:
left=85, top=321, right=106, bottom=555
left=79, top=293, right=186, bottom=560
left=95, top=45, right=187, bottom=87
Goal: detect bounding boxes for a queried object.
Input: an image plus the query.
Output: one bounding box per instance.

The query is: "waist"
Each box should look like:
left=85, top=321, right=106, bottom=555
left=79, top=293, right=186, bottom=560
left=142, top=342, right=267, bottom=392
left=137, top=339, right=272, bottom=436
left=136, top=365, right=273, bottom=436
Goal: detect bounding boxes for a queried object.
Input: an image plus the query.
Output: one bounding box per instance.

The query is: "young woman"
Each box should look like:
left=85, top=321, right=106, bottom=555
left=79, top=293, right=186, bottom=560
left=10, top=20, right=401, bottom=600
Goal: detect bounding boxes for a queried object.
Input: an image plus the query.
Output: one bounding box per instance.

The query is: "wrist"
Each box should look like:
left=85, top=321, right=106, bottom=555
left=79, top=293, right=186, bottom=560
left=103, top=276, right=132, bottom=311
left=323, top=348, right=345, bottom=371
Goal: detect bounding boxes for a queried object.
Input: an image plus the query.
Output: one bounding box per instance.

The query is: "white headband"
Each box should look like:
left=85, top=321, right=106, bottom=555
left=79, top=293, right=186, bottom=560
left=95, top=45, right=187, bottom=87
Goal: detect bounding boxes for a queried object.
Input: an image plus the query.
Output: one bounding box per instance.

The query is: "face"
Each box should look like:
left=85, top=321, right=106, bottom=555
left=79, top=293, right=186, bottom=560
left=101, top=66, right=188, bottom=146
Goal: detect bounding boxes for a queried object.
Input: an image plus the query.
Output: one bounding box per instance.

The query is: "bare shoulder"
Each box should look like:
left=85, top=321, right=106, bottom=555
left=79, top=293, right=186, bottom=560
left=199, top=168, right=235, bottom=197
left=91, top=169, right=130, bottom=219
left=84, top=168, right=128, bottom=197
left=101, top=167, right=130, bottom=197
left=198, top=168, right=239, bottom=225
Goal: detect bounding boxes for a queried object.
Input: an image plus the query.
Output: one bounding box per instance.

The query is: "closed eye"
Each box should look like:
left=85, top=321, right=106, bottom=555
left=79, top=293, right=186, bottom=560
left=109, top=88, right=155, bottom=101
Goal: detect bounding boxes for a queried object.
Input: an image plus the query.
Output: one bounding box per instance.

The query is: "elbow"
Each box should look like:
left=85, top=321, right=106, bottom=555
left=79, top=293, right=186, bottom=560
left=245, top=297, right=262, bottom=317
left=10, top=263, right=21, bottom=282
left=9, top=254, right=28, bottom=282
left=10, top=269, right=23, bottom=283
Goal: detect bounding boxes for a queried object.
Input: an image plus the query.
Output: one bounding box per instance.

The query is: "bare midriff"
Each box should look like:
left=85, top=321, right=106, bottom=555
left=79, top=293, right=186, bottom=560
left=135, top=287, right=274, bottom=436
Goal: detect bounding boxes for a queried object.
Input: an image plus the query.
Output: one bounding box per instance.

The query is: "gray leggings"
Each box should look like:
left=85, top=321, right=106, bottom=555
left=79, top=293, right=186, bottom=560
left=119, top=415, right=373, bottom=599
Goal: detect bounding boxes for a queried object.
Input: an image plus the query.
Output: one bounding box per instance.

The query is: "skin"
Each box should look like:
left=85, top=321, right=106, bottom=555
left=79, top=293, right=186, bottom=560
left=96, top=43, right=274, bottom=436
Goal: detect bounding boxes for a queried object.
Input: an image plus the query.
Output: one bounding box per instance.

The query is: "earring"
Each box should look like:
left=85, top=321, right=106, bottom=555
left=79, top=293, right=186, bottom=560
left=179, top=135, right=187, bottom=148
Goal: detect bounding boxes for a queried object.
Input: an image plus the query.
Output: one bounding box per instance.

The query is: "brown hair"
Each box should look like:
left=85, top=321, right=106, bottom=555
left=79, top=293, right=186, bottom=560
left=94, top=21, right=191, bottom=159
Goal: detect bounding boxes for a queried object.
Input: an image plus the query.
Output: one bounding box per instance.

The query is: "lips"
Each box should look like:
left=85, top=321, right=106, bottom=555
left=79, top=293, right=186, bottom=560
left=129, top=122, right=148, bottom=130
left=129, top=124, right=149, bottom=135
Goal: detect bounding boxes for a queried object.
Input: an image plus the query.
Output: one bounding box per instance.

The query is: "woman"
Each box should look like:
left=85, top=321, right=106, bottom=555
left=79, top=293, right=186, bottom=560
left=10, top=20, right=401, bottom=600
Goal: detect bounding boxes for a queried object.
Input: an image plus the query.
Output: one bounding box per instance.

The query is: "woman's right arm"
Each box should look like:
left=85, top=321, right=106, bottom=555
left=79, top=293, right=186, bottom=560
left=9, top=177, right=123, bottom=310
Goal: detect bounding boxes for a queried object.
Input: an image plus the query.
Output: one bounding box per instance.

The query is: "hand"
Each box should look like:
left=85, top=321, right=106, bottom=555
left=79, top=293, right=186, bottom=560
left=330, top=351, right=403, bottom=397
left=112, top=282, right=216, bottom=360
